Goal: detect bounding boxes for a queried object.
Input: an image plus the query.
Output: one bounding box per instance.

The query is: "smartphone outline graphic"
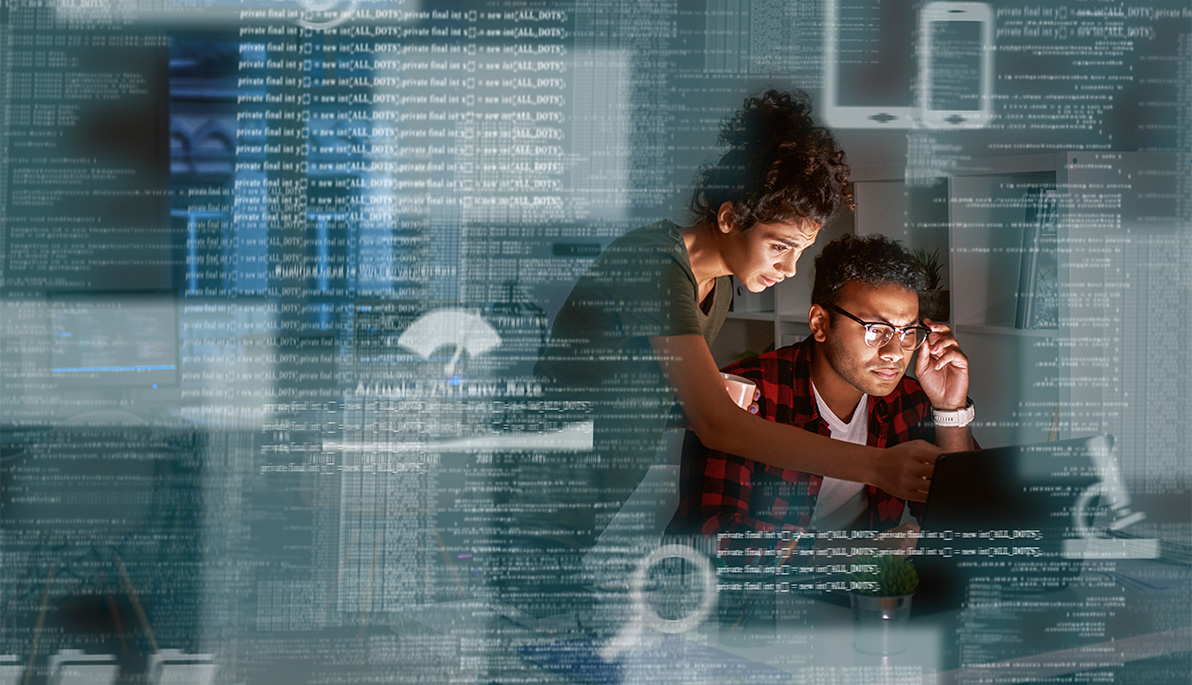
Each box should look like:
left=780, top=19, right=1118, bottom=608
left=918, top=1, right=994, bottom=129
left=824, top=0, right=919, bottom=129
left=824, top=0, right=994, bottom=130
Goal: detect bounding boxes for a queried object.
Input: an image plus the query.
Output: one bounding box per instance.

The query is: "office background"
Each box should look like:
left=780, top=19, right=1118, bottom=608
left=1, top=0, right=1189, bottom=682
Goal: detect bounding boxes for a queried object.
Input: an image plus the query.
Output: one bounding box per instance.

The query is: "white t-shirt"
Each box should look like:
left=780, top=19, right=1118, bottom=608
left=808, top=381, right=869, bottom=531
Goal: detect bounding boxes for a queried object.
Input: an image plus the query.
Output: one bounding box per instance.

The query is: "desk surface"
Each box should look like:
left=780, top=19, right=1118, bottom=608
left=702, top=567, right=1188, bottom=684
left=496, top=562, right=1192, bottom=684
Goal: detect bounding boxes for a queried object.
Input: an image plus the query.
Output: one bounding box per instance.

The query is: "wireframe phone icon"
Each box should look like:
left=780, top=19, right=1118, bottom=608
left=824, top=0, right=994, bottom=129
left=918, top=2, right=994, bottom=128
left=824, top=0, right=919, bottom=128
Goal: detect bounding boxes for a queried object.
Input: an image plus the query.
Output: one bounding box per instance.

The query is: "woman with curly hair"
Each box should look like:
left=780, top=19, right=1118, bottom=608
left=513, top=90, right=939, bottom=586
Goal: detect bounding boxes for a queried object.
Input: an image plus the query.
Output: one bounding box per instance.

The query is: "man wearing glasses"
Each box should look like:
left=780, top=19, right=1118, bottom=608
left=670, top=234, right=974, bottom=539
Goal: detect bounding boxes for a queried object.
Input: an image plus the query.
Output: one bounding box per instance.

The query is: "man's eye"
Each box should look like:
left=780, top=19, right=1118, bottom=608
left=773, top=244, right=788, bottom=253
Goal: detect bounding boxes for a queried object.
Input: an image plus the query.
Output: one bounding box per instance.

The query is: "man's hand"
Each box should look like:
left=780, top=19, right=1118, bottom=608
left=874, top=440, right=941, bottom=502
left=914, top=319, right=969, bottom=410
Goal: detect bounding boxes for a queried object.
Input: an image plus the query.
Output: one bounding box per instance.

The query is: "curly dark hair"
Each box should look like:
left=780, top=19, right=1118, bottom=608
left=811, top=234, right=927, bottom=309
left=690, top=89, right=854, bottom=231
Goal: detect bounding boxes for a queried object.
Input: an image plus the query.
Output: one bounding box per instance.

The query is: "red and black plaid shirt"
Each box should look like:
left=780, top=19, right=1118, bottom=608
left=669, top=336, right=936, bottom=538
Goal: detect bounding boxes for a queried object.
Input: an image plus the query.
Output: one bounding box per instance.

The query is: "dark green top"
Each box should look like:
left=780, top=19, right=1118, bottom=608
left=529, top=220, right=731, bottom=547
left=537, top=219, right=730, bottom=390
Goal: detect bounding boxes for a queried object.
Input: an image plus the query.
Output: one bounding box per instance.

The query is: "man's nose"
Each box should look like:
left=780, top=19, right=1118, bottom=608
left=878, top=336, right=905, bottom=362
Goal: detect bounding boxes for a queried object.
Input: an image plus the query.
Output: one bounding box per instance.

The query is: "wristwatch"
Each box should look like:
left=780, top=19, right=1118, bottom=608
left=933, top=398, right=975, bottom=428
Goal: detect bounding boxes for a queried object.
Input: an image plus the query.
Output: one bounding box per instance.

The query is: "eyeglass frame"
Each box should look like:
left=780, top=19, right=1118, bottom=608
left=827, top=303, right=931, bottom=350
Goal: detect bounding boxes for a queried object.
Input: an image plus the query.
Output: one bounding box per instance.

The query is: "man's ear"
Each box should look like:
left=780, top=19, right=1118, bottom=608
left=809, top=304, right=830, bottom=343
left=716, top=202, right=736, bottom=234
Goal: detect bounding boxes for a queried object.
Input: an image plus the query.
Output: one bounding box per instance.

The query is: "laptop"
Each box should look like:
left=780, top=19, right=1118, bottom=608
left=911, top=435, right=1114, bottom=614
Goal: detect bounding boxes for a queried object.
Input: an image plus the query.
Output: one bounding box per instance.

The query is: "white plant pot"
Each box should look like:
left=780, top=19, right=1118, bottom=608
left=849, top=593, right=913, bottom=655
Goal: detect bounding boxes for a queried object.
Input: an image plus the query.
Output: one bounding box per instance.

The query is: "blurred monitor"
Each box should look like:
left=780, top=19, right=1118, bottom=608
left=50, top=292, right=179, bottom=389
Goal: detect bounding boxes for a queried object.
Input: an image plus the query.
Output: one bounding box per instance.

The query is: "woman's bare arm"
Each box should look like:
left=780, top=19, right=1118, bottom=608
left=651, top=334, right=940, bottom=502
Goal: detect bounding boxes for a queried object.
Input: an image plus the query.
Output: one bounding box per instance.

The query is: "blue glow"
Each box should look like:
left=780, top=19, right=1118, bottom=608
left=449, top=375, right=462, bottom=386
left=52, top=365, right=176, bottom=373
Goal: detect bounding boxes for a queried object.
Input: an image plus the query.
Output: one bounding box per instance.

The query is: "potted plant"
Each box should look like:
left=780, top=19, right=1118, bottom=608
left=913, top=247, right=950, bottom=322
left=846, top=555, right=919, bottom=655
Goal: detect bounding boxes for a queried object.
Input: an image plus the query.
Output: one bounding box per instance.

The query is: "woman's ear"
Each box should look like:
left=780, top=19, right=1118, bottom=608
left=716, top=202, right=736, bottom=234
left=808, top=304, right=830, bottom=343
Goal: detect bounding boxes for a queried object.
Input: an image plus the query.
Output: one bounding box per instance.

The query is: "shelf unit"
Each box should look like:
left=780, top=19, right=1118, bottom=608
left=710, top=208, right=854, bottom=368
left=724, top=311, right=777, bottom=322
left=714, top=149, right=1180, bottom=490
left=855, top=155, right=1069, bottom=446
left=952, top=323, right=1056, bottom=338
left=861, top=152, right=1175, bottom=448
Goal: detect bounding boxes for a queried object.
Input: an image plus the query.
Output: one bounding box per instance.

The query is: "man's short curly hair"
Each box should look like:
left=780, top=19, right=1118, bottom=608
left=691, top=89, right=854, bottom=231
left=811, top=234, right=927, bottom=309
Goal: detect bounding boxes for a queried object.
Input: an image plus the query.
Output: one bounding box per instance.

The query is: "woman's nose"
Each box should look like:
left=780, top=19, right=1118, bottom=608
left=777, top=253, right=798, bottom=277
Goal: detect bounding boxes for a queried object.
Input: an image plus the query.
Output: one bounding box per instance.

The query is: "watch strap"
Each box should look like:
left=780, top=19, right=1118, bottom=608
left=933, top=398, right=975, bottom=427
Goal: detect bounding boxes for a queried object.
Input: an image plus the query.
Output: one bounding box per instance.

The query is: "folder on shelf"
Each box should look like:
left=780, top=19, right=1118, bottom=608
left=1015, top=187, right=1059, bottom=329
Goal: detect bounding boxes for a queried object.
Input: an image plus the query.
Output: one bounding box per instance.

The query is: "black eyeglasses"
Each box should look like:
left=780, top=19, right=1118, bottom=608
left=829, top=304, right=930, bottom=350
